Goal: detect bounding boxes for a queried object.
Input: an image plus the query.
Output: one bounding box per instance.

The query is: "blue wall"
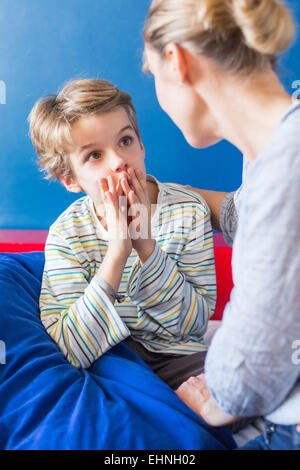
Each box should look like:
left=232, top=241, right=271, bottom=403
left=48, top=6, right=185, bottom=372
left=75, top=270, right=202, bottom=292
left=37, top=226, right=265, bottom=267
left=0, top=0, right=299, bottom=230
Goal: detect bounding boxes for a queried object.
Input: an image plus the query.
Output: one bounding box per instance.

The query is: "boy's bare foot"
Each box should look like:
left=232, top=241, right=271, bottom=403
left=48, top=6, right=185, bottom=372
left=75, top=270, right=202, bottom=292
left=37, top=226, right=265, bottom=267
left=175, top=375, right=210, bottom=418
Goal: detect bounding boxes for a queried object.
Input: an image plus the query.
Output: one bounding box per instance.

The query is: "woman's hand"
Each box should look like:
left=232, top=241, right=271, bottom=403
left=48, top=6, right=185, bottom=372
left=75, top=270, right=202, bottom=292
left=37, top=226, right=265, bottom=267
left=99, top=175, right=132, bottom=259
left=121, top=167, right=156, bottom=264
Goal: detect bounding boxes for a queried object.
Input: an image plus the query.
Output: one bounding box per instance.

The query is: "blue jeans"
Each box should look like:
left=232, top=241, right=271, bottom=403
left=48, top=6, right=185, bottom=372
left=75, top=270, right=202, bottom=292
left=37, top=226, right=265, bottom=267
left=238, top=421, right=300, bottom=450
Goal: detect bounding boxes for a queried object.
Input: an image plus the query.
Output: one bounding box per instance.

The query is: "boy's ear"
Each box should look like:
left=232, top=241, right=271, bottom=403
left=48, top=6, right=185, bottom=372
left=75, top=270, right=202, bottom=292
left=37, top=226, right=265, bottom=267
left=139, top=140, right=146, bottom=159
left=59, top=174, right=82, bottom=193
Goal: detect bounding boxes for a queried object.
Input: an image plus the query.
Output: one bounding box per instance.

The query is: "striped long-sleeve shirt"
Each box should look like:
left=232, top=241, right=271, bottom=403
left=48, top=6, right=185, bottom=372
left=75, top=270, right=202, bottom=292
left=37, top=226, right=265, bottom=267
left=40, top=175, right=216, bottom=368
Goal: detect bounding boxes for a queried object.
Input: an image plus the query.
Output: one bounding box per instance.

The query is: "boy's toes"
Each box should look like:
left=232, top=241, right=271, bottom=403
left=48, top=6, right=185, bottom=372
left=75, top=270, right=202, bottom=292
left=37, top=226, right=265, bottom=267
left=175, top=379, right=199, bottom=405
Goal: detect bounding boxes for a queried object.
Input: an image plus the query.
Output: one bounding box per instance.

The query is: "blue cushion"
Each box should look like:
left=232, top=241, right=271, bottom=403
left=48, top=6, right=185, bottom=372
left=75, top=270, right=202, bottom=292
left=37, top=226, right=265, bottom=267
left=0, top=252, right=235, bottom=450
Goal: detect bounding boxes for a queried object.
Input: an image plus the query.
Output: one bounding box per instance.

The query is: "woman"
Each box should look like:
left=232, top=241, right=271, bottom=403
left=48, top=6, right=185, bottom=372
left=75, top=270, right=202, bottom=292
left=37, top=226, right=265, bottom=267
left=143, top=0, right=300, bottom=450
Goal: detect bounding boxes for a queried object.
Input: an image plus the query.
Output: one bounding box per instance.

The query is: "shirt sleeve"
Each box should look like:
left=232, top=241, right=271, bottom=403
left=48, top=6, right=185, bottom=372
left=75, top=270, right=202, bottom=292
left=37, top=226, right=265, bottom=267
left=127, top=205, right=216, bottom=342
left=219, top=191, right=238, bottom=246
left=205, top=146, right=300, bottom=418
left=40, top=227, right=130, bottom=369
left=220, top=156, right=249, bottom=245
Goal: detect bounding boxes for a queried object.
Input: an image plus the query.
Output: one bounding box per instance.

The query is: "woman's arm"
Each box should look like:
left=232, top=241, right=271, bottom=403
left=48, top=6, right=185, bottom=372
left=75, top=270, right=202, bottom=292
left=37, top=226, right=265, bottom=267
left=184, top=187, right=229, bottom=233
left=178, top=185, right=239, bottom=246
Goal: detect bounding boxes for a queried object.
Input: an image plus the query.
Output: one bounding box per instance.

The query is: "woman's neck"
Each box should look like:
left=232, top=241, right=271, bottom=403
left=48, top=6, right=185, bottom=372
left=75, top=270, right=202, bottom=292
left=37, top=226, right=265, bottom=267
left=202, top=67, right=293, bottom=163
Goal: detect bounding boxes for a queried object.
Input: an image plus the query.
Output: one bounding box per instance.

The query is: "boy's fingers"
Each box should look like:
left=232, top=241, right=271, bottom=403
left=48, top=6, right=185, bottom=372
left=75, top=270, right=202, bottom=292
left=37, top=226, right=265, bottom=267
left=128, top=167, right=143, bottom=199
left=100, top=177, right=118, bottom=208
left=116, top=175, right=127, bottom=197
left=121, top=175, right=131, bottom=194
left=128, top=190, right=136, bottom=205
left=121, top=176, right=137, bottom=206
left=120, top=174, right=132, bottom=192
left=135, top=168, right=147, bottom=190
left=99, top=178, right=109, bottom=192
left=107, top=175, right=115, bottom=194
left=98, top=179, right=108, bottom=202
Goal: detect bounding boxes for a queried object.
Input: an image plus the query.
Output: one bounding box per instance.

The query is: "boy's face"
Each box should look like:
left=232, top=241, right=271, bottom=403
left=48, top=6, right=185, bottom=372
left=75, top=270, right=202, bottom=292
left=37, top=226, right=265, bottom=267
left=61, top=107, right=146, bottom=203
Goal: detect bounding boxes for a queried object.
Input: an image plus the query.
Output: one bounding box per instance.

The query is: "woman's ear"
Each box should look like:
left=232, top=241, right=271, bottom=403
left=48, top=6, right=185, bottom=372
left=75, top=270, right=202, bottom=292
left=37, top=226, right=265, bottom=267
left=165, top=43, right=205, bottom=87
left=164, top=43, right=188, bottom=85
left=59, top=174, right=82, bottom=193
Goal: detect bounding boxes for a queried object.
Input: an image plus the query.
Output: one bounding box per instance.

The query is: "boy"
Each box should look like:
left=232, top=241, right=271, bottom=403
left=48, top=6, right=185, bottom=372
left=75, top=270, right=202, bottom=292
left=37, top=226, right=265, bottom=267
left=29, top=79, right=216, bottom=390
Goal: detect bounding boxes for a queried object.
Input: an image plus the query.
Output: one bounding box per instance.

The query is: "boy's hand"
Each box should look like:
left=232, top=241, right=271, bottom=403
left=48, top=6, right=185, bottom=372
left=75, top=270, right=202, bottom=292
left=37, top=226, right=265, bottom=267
left=99, top=175, right=132, bottom=259
left=121, top=167, right=156, bottom=264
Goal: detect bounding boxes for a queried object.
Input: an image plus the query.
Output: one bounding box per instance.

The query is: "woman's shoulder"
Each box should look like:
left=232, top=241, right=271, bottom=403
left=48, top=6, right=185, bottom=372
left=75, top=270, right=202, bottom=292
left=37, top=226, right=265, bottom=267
left=240, top=104, right=300, bottom=234
left=249, top=102, right=300, bottom=186
left=265, top=101, right=300, bottom=163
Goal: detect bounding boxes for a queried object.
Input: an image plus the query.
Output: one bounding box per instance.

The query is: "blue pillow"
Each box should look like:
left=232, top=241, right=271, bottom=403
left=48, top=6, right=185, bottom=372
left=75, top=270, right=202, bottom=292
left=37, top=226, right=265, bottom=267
left=0, top=252, right=235, bottom=450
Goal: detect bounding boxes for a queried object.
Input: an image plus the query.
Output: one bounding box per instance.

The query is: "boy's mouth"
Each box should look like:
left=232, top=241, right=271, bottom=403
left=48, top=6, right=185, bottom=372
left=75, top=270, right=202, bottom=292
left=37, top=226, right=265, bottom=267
left=128, top=178, right=134, bottom=190
left=122, top=170, right=134, bottom=188
left=124, top=169, right=133, bottom=185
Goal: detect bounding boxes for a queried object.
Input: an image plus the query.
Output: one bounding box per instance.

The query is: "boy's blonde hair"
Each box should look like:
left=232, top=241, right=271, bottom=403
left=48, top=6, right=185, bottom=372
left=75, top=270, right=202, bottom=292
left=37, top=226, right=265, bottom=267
left=143, top=0, right=295, bottom=74
left=29, top=79, right=141, bottom=180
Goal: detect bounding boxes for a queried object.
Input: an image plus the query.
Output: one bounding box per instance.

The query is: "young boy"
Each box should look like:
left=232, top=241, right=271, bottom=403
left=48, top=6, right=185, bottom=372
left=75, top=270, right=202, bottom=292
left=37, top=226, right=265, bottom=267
left=29, top=78, right=216, bottom=390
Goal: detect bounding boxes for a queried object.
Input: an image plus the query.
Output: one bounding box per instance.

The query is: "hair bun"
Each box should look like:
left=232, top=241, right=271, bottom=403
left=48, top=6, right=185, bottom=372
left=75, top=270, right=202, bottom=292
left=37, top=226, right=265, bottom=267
left=231, top=0, right=295, bottom=55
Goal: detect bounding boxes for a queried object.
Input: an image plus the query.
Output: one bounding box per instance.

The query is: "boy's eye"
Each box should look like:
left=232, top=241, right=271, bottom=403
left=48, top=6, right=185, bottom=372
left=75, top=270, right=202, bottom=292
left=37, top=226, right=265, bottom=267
left=87, top=152, right=101, bottom=162
left=120, top=136, right=133, bottom=147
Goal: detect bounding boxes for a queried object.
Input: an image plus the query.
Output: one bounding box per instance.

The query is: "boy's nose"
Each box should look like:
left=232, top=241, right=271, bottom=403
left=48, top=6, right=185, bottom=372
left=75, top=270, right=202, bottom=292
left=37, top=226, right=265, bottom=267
left=110, top=152, right=128, bottom=173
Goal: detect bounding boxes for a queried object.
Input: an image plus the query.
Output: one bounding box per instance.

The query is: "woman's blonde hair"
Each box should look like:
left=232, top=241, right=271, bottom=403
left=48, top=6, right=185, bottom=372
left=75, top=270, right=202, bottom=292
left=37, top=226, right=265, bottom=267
left=143, top=0, right=295, bottom=74
left=29, top=79, right=141, bottom=180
